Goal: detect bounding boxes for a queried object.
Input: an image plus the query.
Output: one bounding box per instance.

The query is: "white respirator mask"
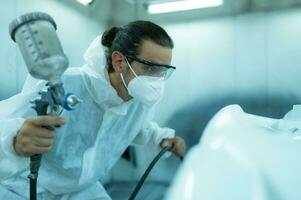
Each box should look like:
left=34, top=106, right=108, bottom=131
left=120, top=58, right=164, bottom=107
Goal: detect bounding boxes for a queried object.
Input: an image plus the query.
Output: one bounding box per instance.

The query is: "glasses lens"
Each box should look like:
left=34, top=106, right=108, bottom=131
left=140, top=64, right=175, bottom=80
left=164, top=67, right=174, bottom=80
left=128, top=55, right=175, bottom=80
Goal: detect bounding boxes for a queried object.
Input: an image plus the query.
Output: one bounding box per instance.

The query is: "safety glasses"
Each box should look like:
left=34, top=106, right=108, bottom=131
left=126, top=55, right=176, bottom=80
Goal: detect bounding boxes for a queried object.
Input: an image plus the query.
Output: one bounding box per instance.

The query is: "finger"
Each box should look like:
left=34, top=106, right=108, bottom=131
left=32, top=127, right=55, bottom=139
left=173, top=144, right=185, bottom=157
left=32, top=137, right=54, bottom=148
left=29, top=116, right=66, bottom=126
left=160, top=139, right=172, bottom=148
left=21, top=145, right=52, bottom=156
left=168, top=139, right=177, bottom=150
left=32, top=146, right=52, bottom=154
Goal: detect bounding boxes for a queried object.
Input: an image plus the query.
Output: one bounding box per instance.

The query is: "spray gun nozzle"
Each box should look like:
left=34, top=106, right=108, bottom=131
left=63, top=93, right=82, bottom=111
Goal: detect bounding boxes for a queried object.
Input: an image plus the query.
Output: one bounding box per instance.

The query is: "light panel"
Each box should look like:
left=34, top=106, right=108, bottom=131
left=148, top=0, right=223, bottom=14
left=76, top=0, right=94, bottom=6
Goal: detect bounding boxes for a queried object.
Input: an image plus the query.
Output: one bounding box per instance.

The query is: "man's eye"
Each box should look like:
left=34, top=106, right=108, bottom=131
left=149, top=67, right=160, bottom=74
left=142, top=65, right=152, bottom=72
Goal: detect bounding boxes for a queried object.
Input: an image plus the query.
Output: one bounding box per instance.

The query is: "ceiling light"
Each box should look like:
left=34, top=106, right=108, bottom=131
left=148, top=0, right=223, bottom=14
left=76, top=0, right=94, bottom=6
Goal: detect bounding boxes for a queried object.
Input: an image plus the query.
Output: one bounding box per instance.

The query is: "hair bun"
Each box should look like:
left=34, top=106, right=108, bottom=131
left=101, top=27, right=122, bottom=48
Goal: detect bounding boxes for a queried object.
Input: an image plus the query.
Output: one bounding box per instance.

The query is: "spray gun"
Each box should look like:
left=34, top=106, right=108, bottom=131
left=9, top=12, right=82, bottom=200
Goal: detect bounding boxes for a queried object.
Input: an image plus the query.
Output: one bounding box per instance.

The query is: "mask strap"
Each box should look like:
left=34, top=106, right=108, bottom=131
left=120, top=57, right=137, bottom=91
left=125, top=57, right=139, bottom=77
left=120, top=73, right=128, bottom=90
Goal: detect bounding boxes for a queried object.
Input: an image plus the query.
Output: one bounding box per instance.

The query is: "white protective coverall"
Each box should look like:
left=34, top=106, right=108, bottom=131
left=0, top=36, right=174, bottom=199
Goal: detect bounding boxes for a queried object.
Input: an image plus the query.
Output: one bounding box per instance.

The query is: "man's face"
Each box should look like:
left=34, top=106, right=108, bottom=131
left=123, top=39, right=173, bottom=83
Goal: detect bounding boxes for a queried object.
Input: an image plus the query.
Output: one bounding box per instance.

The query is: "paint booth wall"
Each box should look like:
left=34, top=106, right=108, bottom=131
left=0, top=0, right=104, bottom=100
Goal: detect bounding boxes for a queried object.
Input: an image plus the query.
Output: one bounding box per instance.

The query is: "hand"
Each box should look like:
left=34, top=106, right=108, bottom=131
left=160, top=136, right=186, bottom=158
left=14, top=116, right=66, bottom=156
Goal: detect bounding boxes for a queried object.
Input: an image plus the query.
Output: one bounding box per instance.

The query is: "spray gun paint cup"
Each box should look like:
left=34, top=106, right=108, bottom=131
left=9, top=12, right=68, bottom=83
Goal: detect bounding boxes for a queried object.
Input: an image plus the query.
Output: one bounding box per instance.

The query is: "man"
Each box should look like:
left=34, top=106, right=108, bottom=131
left=0, top=20, right=185, bottom=199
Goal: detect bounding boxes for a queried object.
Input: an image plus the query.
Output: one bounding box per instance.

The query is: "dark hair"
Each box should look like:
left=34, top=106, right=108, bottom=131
left=101, top=20, right=174, bottom=73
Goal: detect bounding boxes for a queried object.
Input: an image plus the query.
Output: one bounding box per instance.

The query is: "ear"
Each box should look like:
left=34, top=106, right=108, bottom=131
left=111, top=51, right=125, bottom=73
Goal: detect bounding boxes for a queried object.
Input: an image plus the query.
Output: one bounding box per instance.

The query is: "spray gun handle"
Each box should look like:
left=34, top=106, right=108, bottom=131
left=28, top=154, right=42, bottom=180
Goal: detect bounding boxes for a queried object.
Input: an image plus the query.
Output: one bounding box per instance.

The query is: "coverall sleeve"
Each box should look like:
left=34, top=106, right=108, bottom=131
left=132, top=121, right=175, bottom=157
left=0, top=75, right=43, bottom=180
left=0, top=118, right=29, bottom=180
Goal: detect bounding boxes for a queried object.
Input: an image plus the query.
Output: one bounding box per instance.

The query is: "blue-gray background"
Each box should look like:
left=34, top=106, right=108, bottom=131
left=1, top=0, right=301, bottom=199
